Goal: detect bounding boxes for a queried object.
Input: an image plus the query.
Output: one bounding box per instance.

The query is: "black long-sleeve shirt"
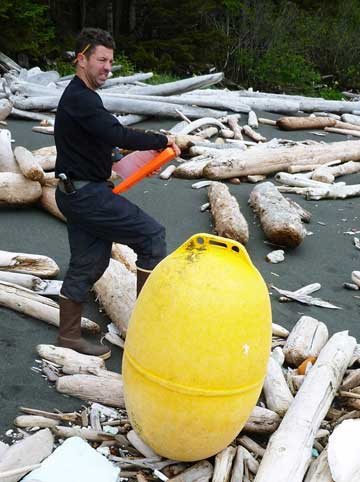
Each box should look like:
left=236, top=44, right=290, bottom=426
left=54, top=75, right=168, bottom=181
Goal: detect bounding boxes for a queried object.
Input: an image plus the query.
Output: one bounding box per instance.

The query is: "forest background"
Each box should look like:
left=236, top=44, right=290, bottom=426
left=1, top=0, right=359, bottom=98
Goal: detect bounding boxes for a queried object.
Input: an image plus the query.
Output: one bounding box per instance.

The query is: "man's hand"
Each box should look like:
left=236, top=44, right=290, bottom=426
left=166, top=135, right=181, bottom=157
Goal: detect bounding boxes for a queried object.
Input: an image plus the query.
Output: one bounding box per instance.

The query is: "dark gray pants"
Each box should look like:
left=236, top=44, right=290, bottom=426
left=55, top=182, right=166, bottom=303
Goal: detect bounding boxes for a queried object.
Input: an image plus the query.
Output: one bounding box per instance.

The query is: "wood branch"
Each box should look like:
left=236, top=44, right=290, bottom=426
left=0, top=249, right=59, bottom=276
left=203, top=140, right=360, bottom=179
left=283, top=316, right=329, bottom=366
left=341, top=369, right=360, bottom=390
left=212, top=446, right=237, bottom=482
left=56, top=374, right=124, bottom=407
left=0, top=271, right=61, bottom=295
left=0, top=428, right=53, bottom=481
left=52, top=425, right=117, bottom=442
left=208, top=182, right=249, bottom=244
left=174, top=134, right=207, bottom=150
left=159, top=164, right=176, bottom=179
left=243, top=406, right=281, bottom=434
left=169, top=461, right=214, bottom=482
left=32, top=125, right=54, bottom=135
left=0, top=282, right=100, bottom=333
left=19, top=406, right=78, bottom=423
left=276, top=117, right=336, bottom=130
left=274, top=172, right=330, bottom=188
left=263, top=355, right=294, bottom=416
left=253, top=331, right=356, bottom=482
left=325, top=126, right=360, bottom=137
left=230, top=446, right=244, bottom=482
left=176, top=117, right=226, bottom=136
left=249, top=182, right=307, bottom=247
left=40, top=186, right=66, bottom=221
left=37, top=344, right=105, bottom=370
left=13, top=146, right=45, bottom=182
left=311, top=160, right=360, bottom=183
left=258, top=118, right=277, bottom=126
left=102, top=72, right=153, bottom=88
left=94, top=258, right=136, bottom=335
left=227, top=115, right=243, bottom=140
left=279, top=182, right=360, bottom=200
left=334, top=120, right=360, bottom=131
left=14, top=415, right=58, bottom=429
left=242, top=125, right=266, bottom=142
left=238, top=435, right=266, bottom=457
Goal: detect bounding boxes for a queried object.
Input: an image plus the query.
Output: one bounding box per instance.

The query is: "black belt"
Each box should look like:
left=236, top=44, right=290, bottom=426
left=58, top=179, right=91, bottom=194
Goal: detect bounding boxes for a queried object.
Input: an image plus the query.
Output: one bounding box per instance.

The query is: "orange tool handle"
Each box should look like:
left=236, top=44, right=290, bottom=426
left=112, top=147, right=176, bottom=194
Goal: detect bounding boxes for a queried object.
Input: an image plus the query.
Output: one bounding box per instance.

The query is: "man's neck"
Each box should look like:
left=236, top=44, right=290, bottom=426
left=75, top=69, right=96, bottom=91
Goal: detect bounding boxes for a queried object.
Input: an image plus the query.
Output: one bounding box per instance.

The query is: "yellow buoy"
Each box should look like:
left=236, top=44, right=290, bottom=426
left=123, top=233, right=272, bottom=461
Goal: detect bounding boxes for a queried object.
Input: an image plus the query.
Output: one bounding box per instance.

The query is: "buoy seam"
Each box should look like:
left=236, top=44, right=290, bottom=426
left=125, top=352, right=263, bottom=397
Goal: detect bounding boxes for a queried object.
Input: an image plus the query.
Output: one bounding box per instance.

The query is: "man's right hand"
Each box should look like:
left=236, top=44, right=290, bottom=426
left=166, top=135, right=181, bottom=157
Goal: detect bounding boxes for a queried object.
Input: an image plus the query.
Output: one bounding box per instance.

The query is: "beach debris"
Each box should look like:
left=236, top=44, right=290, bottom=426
left=271, top=284, right=341, bottom=309
left=266, top=250, right=285, bottom=263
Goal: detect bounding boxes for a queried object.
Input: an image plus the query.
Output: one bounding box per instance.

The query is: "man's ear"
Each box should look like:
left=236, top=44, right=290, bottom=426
left=76, top=53, right=87, bottom=68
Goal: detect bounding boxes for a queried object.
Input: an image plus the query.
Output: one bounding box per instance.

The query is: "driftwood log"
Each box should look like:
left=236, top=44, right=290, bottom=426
left=14, top=415, right=58, bottom=429
left=0, top=98, right=12, bottom=121
left=0, top=173, right=42, bottom=204
left=276, top=117, right=336, bottom=130
left=31, top=145, right=56, bottom=170
left=249, top=182, right=307, bottom=247
left=94, top=258, right=136, bottom=335
left=0, top=249, right=59, bottom=276
left=203, top=140, right=360, bottom=179
left=13, top=146, right=45, bottom=182
left=208, top=182, right=249, bottom=244
left=0, top=282, right=99, bottom=333
left=56, top=374, right=124, bottom=407
left=242, top=406, right=281, bottom=434
left=263, top=355, right=294, bottom=416
left=253, top=331, right=356, bottom=482
left=37, top=344, right=105, bottom=370
left=311, top=161, right=360, bottom=183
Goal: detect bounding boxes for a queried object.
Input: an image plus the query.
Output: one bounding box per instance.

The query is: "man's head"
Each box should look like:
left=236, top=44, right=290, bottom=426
left=75, top=28, right=116, bottom=90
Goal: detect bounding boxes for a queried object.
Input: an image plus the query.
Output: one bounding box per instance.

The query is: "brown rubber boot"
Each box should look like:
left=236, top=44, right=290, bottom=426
left=57, top=296, right=111, bottom=360
left=136, top=268, right=152, bottom=297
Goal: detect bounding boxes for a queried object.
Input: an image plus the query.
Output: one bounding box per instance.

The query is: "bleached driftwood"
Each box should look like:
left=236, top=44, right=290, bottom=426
left=127, top=430, right=160, bottom=459
left=0, top=249, right=59, bottom=276
left=276, top=116, right=336, bottom=130
left=227, top=115, right=243, bottom=140
left=0, top=130, right=20, bottom=173
left=111, top=243, right=137, bottom=273
left=274, top=172, right=330, bottom=189
left=102, top=72, right=153, bottom=88
left=238, top=435, right=266, bottom=458
left=42, top=172, right=58, bottom=187
left=243, top=406, right=281, bottom=434
left=212, top=446, right=237, bottom=482
left=0, top=428, right=53, bottom=482
left=94, top=258, right=135, bottom=335
left=14, top=415, right=58, bottom=429
left=242, top=125, right=266, bottom=142
left=13, top=146, right=45, bottom=182
left=10, top=107, right=55, bottom=124
left=32, top=125, right=54, bottom=135
left=341, top=368, right=360, bottom=390
left=202, top=140, right=360, bottom=179
left=325, top=126, right=360, bottom=137
left=56, top=374, right=124, bottom=407
left=170, top=461, right=213, bottom=482
left=342, top=113, right=360, bottom=126
left=278, top=182, right=360, bottom=200
left=176, top=117, right=227, bottom=136
left=311, top=161, right=360, bottom=183
left=249, top=182, right=307, bottom=247
left=271, top=285, right=341, bottom=309
left=0, top=172, right=42, bottom=204
left=286, top=198, right=312, bottom=223
left=37, top=344, right=105, bottom=370
left=263, top=355, right=294, bottom=416
left=31, top=145, right=56, bottom=170
left=248, top=111, right=258, bottom=129
left=173, top=158, right=211, bottom=179
left=334, top=120, right=360, bottom=132
left=52, top=425, right=117, bottom=442
left=259, top=118, right=276, bottom=126
left=0, top=271, right=60, bottom=294
left=0, top=98, right=12, bottom=121
left=253, top=331, right=356, bottom=482
left=230, top=446, right=244, bottom=482
left=0, top=282, right=99, bottom=333
left=283, top=316, right=329, bottom=367
left=40, top=186, right=66, bottom=221
left=303, top=447, right=332, bottom=482
left=272, top=323, right=289, bottom=338
left=208, top=182, right=249, bottom=244
left=159, top=164, right=176, bottom=179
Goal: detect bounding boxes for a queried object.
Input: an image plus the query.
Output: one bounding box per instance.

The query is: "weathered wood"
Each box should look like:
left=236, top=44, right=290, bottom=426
left=102, top=72, right=154, bottom=88
left=0, top=282, right=100, bottom=333
left=249, top=182, right=307, bottom=247
left=0, top=99, right=12, bottom=122
left=14, top=415, right=58, bottom=429
left=0, top=429, right=53, bottom=482
left=10, top=107, right=55, bottom=124
left=275, top=172, right=329, bottom=189
left=173, top=158, right=211, bottom=179
left=203, top=140, right=360, bottom=179
left=19, top=406, right=78, bottom=423
left=263, top=355, right=294, bottom=416
left=176, top=117, right=226, bottom=136
left=334, top=120, right=360, bottom=131
left=0, top=271, right=60, bottom=294
left=325, top=126, right=360, bottom=137
left=342, top=113, right=360, bottom=126
left=238, top=435, right=266, bottom=457
left=31, top=145, right=56, bottom=170
left=212, top=446, right=237, bottom=482
left=283, top=316, right=329, bottom=367
left=0, top=129, right=20, bottom=173
left=0, top=172, right=41, bottom=204
left=230, top=446, right=244, bottom=482
left=272, top=323, right=289, bottom=338
left=243, top=125, right=266, bottom=142
left=243, top=406, right=281, bottom=434
left=311, top=160, right=360, bottom=183
left=248, top=111, right=258, bottom=129
left=227, top=115, right=243, bottom=139
left=52, top=425, right=116, bottom=442
left=341, top=368, right=360, bottom=390
left=208, top=182, right=249, bottom=244
left=303, top=447, right=333, bottom=482
left=276, top=117, right=336, bottom=130
left=0, top=249, right=58, bottom=276
left=253, top=331, right=356, bottom=482
left=56, top=374, right=124, bottom=407
left=169, top=461, right=213, bottom=482
left=94, top=258, right=135, bottom=335
left=37, top=344, right=105, bottom=370
left=13, top=146, right=45, bottom=182
left=40, top=186, right=66, bottom=221
left=279, top=182, right=360, bottom=200
left=127, top=430, right=160, bottom=458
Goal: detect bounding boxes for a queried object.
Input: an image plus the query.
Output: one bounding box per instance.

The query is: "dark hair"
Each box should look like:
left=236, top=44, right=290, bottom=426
left=75, top=28, right=115, bottom=58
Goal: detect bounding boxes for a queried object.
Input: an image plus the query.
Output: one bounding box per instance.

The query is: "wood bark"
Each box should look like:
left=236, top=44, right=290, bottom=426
left=0, top=281, right=100, bottom=333
left=249, top=182, right=307, bottom=247
left=14, top=146, right=45, bottom=182
left=94, top=258, right=136, bottom=335
left=0, top=249, right=59, bottom=277
left=56, top=374, right=124, bottom=407
left=37, top=344, right=105, bottom=370
left=253, top=331, right=356, bottom=482
left=202, top=140, right=360, bottom=179
left=242, top=406, right=281, bottom=434
left=283, top=316, right=329, bottom=367
left=0, top=428, right=53, bottom=482
left=276, top=117, right=336, bottom=130
left=208, top=182, right=249, bottom=244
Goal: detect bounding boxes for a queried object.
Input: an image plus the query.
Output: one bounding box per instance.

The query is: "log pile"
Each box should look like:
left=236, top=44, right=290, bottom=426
left=2, top=317, right=359, bottom=482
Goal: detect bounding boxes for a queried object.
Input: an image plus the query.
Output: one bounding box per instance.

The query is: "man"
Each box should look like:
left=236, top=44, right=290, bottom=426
left=55, top=28, right=180, bottom=360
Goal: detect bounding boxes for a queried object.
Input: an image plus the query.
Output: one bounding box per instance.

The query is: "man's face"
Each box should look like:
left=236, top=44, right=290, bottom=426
left=77, top=45, right=113, bottom=90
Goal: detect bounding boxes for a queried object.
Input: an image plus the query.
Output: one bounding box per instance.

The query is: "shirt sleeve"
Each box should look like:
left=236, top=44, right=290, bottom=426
left=65, top=90, right=168, bottom=151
